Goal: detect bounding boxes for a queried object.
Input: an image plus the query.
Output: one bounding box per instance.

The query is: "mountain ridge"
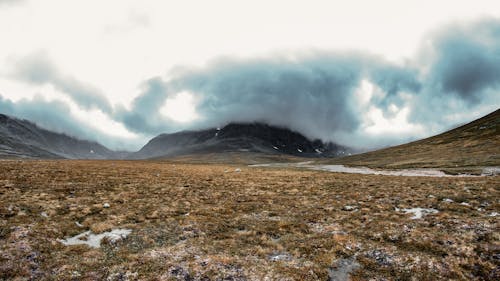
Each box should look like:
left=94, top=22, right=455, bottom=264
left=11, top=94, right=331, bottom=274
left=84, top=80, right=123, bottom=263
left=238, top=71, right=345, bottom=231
left=130, top=122, right=350, bottom=159
left=0, top=113, right=119, bottom=159
left=2, top=108, right=498, bottom=165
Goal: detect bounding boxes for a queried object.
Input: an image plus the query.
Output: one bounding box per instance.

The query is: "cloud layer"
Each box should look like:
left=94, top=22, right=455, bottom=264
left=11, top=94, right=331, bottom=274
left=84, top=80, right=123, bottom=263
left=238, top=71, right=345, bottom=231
left=10, top=52, right=113, bottom=114
left=1, top=18, right=499, bottom=150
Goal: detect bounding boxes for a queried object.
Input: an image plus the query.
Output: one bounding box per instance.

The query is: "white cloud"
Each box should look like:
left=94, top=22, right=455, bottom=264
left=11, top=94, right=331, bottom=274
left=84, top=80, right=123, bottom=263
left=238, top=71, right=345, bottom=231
left=160, top=91, right=199, bottom=123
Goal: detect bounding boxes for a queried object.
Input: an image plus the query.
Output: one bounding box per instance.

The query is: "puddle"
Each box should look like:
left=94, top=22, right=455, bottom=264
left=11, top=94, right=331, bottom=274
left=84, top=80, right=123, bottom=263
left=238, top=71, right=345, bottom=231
left=269, top=252, right=293, bottom=262
left=396, top=207, right=438, bottom=219
left=482, top=167, right=500, bottom=176
left=250, top=163, right=496, bottom=177
left=310, top=165, right=454, bottom=177
left=328, top=258, right=360, bottom=281
left=58, top=229, right=132, bottom=248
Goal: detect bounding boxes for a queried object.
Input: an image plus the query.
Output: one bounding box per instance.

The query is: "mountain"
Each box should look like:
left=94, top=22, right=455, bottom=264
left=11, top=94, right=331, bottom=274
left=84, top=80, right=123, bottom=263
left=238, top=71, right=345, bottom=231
left=0, top=113, right=119, bottom=159
left=130, top=122, right=350, bottom=159
left=328, top=109, right=500, bottom=169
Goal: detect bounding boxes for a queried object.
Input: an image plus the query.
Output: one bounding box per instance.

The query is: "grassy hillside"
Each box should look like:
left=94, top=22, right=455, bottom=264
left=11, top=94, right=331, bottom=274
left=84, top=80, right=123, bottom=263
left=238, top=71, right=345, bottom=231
left=328, top=109, right=499, bottom=169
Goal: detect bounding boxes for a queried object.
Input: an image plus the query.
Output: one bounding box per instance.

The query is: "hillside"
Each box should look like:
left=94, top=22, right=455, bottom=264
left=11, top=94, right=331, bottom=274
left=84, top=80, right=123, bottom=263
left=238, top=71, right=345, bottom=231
left=328, top=109, right=500, bottom=169
left=0, top=113, right=119, bottom=159
left=130, top=122, right=350, bottom=159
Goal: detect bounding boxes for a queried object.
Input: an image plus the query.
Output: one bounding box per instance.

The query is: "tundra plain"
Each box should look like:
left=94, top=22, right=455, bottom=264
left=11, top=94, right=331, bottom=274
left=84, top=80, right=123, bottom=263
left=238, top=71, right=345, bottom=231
left=1, top=160, right=498, bottom=280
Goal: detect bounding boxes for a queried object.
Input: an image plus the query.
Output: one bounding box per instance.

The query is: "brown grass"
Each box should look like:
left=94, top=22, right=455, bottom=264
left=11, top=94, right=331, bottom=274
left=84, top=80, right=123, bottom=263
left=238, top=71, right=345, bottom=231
left=0, top=160, right=499, bottom=280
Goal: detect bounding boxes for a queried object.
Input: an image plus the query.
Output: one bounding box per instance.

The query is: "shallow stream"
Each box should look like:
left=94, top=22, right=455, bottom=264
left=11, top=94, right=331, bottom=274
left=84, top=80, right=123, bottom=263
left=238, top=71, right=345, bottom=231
left=250, top=162, right=499, bottom=177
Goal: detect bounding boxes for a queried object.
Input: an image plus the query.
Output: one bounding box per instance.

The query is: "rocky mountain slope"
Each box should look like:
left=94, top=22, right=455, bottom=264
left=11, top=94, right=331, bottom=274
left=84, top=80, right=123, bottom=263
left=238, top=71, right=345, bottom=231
left=130, top=122, right=350, bottom=159
left=0, top=113, right=118, bottom=159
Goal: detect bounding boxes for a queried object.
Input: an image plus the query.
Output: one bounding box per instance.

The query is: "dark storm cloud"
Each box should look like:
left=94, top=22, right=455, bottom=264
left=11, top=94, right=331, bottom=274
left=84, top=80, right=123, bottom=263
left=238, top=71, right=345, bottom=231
left=164, top=54, right=368, bottom=140
left=426, top=20, right=500, bottom=103
left=132, top=18, right=499, bottom=144
left=95, top=17, right=500, bottom=146
left=10, top=52, right=113, bottom=113
left=114, top=77, right=172, bottom=134
left=408, top=19, right=500, bottom=125
left=367, top=62, right=421, bottom=112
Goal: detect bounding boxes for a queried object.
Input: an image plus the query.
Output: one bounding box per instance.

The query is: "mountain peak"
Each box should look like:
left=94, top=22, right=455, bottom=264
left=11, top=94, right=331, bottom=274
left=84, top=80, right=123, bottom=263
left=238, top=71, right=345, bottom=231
left=131, top=122, right=349, bottom=159
left=0, top=113, right=117, bottom=159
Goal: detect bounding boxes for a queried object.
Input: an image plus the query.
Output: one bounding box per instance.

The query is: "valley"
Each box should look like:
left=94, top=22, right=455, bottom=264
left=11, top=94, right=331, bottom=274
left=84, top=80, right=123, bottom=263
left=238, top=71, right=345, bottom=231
left=0, top=110, right=498, bottom=280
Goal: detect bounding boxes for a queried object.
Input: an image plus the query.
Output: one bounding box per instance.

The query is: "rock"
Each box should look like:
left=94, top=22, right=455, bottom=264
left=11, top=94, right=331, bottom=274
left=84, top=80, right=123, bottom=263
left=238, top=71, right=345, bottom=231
left=146, top=211, right=159, bottom=219
left=365, top=249, right=393, bottom=266
left=269, top=252, right=292, bottom=262
left=342, top=205, right=357, bottom=211
left=103, top=203, right=110, bottom=208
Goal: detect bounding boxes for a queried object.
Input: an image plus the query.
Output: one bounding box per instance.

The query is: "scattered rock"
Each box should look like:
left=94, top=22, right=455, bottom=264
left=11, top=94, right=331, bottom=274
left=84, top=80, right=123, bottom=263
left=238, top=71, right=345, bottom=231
left=342, top=205, right=357, bottom=211
left=58, top=229, right=132, bottom=248
left=269, top=252, right=292, bottom=262
left=397, top=207, right=438, bottom=219
left=106, top=271, right=138, bottom=281
left=168, top=266, right=192, bottom=280
left=365, top=249, right=394, bottom=266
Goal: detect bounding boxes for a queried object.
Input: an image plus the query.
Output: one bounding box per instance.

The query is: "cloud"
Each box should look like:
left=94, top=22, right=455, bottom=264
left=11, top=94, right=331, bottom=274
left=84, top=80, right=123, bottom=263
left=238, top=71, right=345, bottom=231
left=367, top=62, right=421, bottom=115
left=0, top=0, right=24, bottom=6
left=407, top=18, right=500, bottom=125
left=0, top=94, right=100, bottom=143
left=0, top=94, right=142, bottom=150
left=136, top=18, right=498, bottom=147
left=116, top=52, right=425, bottom=147
left=426, top=20, right=500, bottom=103
left=1, top=18, right=499, bottom=150
left=113, top=77, right=173, bottom=134
left=103, top=10, right=151, bottom=35
left=162, top=54, right=368, bottom=141
left=8, top=52, right=113, bottom=114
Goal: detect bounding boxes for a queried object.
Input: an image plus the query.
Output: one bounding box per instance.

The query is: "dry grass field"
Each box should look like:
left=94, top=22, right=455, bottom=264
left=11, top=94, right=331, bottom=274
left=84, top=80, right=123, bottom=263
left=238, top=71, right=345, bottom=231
left=1, top=160, right=498, bottom=280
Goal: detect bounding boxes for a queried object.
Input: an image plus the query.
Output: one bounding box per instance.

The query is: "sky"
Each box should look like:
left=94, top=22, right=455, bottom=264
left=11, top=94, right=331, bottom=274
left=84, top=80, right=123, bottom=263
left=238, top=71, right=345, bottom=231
left=0, top=0, right=499, bottom=151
